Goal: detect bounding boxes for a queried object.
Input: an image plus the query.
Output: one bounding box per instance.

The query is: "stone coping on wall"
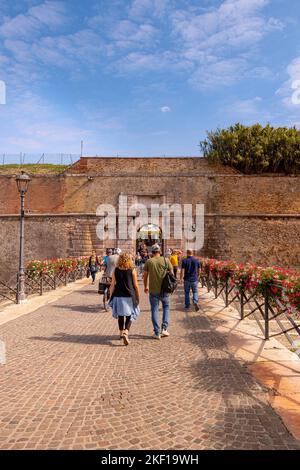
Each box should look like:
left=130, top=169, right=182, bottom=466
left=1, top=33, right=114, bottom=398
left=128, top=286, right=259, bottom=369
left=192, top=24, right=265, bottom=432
left=1, top=172, right=300, bottom=178
left=1, top=213, right=300, bottom=219
left=66, top=156, right=240, bottom=176
left=54, top=173, right=300, bottom=178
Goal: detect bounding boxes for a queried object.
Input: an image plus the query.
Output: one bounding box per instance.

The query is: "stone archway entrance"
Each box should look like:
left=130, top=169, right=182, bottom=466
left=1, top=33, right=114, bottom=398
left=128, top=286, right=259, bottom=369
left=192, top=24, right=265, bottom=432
left=136, top=223, right=164, bottom=254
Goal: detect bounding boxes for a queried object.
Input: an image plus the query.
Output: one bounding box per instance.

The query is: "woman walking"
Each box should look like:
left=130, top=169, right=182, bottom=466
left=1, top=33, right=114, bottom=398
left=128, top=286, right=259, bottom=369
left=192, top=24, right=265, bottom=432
left=89, top=250, right=100, bottom=284
left=109, top=252, right=140, bottom=346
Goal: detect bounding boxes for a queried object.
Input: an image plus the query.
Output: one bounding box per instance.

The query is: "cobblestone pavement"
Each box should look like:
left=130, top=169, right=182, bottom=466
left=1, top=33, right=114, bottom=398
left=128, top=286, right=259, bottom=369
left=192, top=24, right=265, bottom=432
left=0, top=282, right=299, bottom=450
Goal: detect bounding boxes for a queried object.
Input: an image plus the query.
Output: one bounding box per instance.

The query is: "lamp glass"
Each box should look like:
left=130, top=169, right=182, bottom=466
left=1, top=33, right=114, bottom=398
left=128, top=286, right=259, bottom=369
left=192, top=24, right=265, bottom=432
left=16, top=172, right=31, bottom=194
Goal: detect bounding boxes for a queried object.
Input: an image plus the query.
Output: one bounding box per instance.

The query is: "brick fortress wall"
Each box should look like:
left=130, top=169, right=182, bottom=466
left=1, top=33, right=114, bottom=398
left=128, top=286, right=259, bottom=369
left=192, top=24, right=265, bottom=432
left=0, top=157, right=299, bottom=280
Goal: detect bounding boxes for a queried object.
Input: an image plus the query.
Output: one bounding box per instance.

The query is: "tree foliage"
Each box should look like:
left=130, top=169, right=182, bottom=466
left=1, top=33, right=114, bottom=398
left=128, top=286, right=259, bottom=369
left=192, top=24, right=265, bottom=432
left=200, top=123, right=300, bottom=174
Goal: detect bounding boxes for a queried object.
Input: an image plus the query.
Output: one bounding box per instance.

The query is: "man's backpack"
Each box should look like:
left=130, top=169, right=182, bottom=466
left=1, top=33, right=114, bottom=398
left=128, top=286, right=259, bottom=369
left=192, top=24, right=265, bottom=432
left=161, top=257, right=178, bottom=295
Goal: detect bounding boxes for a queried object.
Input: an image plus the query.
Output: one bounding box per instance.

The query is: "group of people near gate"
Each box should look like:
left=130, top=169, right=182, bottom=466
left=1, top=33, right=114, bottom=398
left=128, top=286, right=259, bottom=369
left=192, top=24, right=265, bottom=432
left=88, top=246, right=201, bottom=346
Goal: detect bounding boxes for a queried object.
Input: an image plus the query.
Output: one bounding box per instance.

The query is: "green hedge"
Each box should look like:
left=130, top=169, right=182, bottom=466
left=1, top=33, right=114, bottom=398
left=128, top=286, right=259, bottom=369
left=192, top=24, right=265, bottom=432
left=200, top=123, right=300, bottom=174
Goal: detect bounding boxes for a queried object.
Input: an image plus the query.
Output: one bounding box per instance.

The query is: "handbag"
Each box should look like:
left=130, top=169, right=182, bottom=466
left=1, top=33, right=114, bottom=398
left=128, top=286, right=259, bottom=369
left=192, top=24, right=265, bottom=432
left=86, top=268, right=91, bottom=278
left=98, top=275, right=111, bottom=294
left=161, top=257, right=178, bottom=295
left=90, top=265, right=98, bottom=274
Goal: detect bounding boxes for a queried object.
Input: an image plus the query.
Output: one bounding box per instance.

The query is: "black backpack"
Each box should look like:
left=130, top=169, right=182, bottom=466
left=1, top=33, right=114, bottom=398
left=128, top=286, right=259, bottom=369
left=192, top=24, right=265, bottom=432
left=160, top=257, right=178, bottom=295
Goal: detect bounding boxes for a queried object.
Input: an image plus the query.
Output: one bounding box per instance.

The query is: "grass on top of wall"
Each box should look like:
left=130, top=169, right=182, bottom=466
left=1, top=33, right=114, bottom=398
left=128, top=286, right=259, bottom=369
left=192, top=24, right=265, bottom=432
left=0, top=164, right=69, bottom=175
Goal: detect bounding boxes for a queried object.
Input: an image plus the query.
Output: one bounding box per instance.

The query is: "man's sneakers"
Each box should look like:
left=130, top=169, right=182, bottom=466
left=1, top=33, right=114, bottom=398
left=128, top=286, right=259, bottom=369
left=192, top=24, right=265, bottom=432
left=153, top=330, right=169, bottom=339
left=194, top=303, right=200, bottom=312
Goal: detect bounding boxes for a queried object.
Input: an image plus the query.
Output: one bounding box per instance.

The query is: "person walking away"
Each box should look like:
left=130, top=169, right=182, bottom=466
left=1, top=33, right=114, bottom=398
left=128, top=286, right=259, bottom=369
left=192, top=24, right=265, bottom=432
left=109, top=252, right=140, bottom=345
left=89, top=250, right=100, bottom=284
left=180, top=250, right=201, bottom=311
left=105, top=248, right=121, bottom=278
left=141, top=249, right=149, bottom=264
left=138, top=243, right=147, bottom=255
left=135, top=252, right=142, bottom=267
left=103, top=249, right=111, bottom=271
left=140, top=249, right=149, bottom=273
left=135, top=252, right=143, bottom=277
left=143, top=244, right=174, bottom=340
left=169, top=249, right=179, bottom=279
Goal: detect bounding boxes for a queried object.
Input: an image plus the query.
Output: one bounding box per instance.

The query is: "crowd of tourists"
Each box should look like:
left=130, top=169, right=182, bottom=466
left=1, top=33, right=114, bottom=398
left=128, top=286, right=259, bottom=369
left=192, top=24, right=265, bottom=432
left=87, top=246, right=201, bottom=345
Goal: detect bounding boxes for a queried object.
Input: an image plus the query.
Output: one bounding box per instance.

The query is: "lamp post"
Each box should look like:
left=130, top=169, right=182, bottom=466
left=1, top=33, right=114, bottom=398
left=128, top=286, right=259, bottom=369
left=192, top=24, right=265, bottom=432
left=16, top=171, right=31, bottom=304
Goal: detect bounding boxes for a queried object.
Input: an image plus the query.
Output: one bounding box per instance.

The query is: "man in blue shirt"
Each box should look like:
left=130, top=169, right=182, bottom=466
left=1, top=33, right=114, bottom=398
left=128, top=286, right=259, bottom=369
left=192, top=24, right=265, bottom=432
left=180, top=250, right=201, bottom=311
left=103, top=248, right=112, bottom=270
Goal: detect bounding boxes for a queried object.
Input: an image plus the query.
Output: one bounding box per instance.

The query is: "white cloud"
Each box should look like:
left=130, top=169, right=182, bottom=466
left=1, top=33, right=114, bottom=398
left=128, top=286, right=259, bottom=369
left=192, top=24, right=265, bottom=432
left=28, top=1, right=66, bottom=26
left=171, top=0, right=272, bottom=50
left=170, top=0, right=283, bottom=89
left=224, top=96, right=264, bottom=116
left=2, top=29, right=107, bottom=84
left=0, top=0, right=284, bottom=93
left=160, top=106, right=170, bottom=113
left=0, top=1, right=66, bottom=39
left=33, top=29, right=105, bottom=66
left=189, top=58, right=248, bottom=89
left=115, top=51, right=191, bottom=73
left=129, top=0, right=169, bottom=19
left=110, top=20, right=157, bottom=49
left=115, top=0, right=282, bottom=88
left=0, top=91, right=121, bottom=153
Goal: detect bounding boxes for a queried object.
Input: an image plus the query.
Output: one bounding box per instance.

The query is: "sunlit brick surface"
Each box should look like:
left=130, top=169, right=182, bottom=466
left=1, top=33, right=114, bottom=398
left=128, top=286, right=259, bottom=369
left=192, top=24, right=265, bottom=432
left=0, top=284, right=299, bottom=450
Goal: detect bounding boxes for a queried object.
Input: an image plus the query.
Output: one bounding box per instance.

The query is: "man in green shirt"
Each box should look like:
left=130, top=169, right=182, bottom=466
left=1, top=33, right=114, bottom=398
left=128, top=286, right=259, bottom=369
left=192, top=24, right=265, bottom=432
left=144, top=244, right=174, bottom=339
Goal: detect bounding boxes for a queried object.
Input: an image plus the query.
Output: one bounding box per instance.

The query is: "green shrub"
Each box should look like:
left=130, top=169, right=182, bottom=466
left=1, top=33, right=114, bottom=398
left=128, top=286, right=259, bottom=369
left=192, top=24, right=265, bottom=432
left=200, top=123, right=300, bottom=174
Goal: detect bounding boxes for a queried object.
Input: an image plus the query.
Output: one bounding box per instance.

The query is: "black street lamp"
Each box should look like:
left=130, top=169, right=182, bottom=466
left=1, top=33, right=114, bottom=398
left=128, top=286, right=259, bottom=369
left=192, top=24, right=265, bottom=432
left=16, top=171, right=31, bottom=304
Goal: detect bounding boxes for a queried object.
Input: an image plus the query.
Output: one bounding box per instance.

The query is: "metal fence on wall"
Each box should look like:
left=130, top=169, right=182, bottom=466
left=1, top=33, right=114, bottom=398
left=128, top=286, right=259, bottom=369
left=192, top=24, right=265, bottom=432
left=1, top=154, right=202, bottom=165
left=0, top=153, right=81, bottom=166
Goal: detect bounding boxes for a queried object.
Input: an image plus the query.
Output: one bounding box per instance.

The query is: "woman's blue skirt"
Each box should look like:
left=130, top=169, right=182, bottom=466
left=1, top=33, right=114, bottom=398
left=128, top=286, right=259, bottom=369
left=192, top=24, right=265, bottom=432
left=109, top=296, right=140, bottom=322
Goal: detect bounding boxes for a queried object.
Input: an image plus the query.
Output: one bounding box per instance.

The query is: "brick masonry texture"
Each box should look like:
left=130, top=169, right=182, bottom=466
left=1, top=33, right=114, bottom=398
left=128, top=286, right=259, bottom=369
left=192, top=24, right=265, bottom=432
left=0, top=157, right=299, bottom=281
left=68, top=156, right=239, bottom=176
left=0, top=283, right=299, bottom=450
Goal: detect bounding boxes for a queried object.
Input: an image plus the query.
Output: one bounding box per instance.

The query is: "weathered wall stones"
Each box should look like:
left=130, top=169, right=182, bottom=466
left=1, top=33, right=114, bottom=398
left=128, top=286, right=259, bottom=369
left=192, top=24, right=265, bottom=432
left=0, top=157, right=299, bottom=280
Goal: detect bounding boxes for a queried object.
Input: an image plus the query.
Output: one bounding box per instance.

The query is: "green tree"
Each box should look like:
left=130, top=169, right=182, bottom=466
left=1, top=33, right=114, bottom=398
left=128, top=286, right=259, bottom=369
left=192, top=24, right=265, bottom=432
left=200, top=124, right=300, bottom=174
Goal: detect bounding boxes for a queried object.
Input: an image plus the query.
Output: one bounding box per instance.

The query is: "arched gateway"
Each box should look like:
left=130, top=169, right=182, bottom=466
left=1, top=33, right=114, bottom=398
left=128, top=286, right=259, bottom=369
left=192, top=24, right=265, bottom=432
left=136, top=224, right=164, bottom=253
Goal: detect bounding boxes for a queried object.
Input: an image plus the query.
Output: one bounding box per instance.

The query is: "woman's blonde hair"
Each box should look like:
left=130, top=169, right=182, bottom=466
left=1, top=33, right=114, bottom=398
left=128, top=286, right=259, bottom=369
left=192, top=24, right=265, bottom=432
left=117, top=252, right=134, bottom=270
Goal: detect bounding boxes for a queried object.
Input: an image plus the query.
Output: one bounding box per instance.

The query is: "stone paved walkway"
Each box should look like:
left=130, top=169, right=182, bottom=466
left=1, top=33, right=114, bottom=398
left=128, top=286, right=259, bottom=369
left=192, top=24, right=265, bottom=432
left=0, top=282, right=299, bottom=450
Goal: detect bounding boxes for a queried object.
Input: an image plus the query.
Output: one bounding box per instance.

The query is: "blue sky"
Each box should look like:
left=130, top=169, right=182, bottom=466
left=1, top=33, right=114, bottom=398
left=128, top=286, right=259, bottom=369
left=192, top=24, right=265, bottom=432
left=0, top=0, right=300, bottom=157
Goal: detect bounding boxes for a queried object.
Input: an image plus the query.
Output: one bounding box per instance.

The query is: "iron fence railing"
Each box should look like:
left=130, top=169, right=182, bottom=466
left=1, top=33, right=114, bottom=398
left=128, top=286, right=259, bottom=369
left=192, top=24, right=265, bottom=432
left=0, top=153, right=203, bottom=166
left=0, top=267, right=86, bottom=305
left=200, top=269, right=300, bottom=356
left=0, top=153, right=81, bottom=166
left=0, top=279, right=18, bottom=303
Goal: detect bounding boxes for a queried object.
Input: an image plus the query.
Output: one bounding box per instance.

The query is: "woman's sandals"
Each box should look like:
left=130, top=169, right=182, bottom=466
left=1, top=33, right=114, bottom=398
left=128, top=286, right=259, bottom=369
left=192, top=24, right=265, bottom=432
left=123, top=329, right=130, bottom=346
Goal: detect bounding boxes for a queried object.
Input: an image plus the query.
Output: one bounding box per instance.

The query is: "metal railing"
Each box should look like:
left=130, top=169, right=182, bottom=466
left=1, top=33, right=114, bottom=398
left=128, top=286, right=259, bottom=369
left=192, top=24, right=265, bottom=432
left=200, top=269, right=300, bottom=356
left=0, top=278, right=18, bottom=303
left=1, top=153, right=80, bottom=166
left=0, top=153, right=204, bottom=166
left=0, top=267, right=86, bottom=305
